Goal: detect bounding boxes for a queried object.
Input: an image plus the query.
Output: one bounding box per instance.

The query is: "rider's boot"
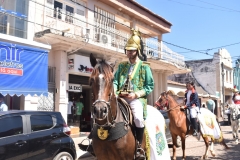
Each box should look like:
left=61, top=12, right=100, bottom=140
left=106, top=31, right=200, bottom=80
left=135, top=127, right=146, bottom=160
left=191, top=118, right=199, bottom=137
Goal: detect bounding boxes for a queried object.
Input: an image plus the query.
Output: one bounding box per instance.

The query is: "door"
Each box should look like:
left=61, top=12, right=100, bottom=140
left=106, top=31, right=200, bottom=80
left=0, top=115, right=28, bottom=160
left=26, top=114, right=61, bottom=159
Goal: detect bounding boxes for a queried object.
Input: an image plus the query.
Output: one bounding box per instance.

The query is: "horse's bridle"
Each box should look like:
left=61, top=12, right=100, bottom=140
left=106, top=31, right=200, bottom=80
left=91, top=64, right=116, bottom=127
left=155, top=94, right=180, bottom=113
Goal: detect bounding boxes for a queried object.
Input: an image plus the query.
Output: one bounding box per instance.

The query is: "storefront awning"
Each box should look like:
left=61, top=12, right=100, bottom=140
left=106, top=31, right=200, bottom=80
left=0, top=41, right=48, bottom=96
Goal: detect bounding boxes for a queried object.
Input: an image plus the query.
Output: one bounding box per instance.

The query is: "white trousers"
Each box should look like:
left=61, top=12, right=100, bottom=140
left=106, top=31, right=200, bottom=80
left=124, top=98, right=144, bottom=128
left=189, top=106, right=200, bottom=118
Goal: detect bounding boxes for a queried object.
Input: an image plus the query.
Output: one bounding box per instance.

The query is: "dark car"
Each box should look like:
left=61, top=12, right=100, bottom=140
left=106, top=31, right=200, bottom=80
left=0, top=110, right=76, bottom=160
left=160, top=110, right=181, bottom=147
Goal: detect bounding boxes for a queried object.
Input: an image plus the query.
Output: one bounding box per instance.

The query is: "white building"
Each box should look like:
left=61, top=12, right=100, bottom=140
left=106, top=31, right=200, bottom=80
left=1, top=0, right=190, bottom=131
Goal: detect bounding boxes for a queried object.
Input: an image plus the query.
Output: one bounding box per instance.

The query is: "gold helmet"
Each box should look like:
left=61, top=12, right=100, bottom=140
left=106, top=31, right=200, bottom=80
left=125, top=29, right=147, bottom=61
left=233, top=85, right=239, bottom=93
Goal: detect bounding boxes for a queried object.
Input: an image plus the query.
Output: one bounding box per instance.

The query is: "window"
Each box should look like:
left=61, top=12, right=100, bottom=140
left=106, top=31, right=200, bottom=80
left=66, top=5, right=74, bottom=23
left=0, top=116, right=23, bottom=138
left=30, top=115, right=53, bottom=132
left=54, top=1, right=63, bottom=19
left=0, top=0, right=28, bottom=38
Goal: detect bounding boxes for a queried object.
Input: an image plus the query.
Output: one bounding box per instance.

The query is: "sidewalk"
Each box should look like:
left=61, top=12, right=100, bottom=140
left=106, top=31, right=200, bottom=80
left=71, top=132, right=96, bottom=160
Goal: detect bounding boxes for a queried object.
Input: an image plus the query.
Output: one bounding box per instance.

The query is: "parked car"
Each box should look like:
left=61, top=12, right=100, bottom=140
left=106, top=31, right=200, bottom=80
left=159, top=110, right=181, bottom=147
left=0, top=110, right=76, bottom=160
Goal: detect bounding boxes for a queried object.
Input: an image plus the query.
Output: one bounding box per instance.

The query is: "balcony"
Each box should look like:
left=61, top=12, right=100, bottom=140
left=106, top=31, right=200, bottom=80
left=43, top=7, right=186, bottom=68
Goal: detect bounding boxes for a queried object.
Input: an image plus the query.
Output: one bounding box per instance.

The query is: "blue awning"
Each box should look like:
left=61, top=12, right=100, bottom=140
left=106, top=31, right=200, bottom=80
left=0, top=41, right=48, bottom=96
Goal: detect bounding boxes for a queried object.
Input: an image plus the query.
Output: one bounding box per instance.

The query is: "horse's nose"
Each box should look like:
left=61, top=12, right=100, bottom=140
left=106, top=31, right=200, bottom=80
left=102, top=106, right=107, bottom=114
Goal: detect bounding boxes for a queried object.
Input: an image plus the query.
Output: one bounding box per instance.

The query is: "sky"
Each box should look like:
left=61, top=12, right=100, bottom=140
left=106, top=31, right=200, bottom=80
left=136, top=0, right=240, bottom=66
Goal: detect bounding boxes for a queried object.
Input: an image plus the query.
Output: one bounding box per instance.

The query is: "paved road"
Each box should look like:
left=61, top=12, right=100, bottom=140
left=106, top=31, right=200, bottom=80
left=77, top=121, right=239, bottom=160
left=168, top=122, right=240, bottom=160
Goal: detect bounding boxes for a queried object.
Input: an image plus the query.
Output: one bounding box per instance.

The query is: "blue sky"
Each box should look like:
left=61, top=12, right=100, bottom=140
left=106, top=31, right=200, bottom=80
left=136, top=0, right=240, bottom=66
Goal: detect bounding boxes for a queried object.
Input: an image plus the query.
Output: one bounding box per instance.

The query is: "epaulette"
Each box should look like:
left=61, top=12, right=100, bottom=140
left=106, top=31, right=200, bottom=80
left=142, top=61, right=151, bottom=66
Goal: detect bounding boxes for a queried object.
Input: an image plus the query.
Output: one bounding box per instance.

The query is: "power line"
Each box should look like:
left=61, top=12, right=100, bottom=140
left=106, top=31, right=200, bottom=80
left=194, top=0, right=240, bottom=13
left=167, top=0, right=237, bottom=13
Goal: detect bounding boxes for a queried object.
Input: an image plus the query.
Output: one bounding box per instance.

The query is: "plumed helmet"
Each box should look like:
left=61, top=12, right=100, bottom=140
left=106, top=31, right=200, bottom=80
left=125, top=29, right=147, bottom=61
left=233, top=85, right=239, bottom=93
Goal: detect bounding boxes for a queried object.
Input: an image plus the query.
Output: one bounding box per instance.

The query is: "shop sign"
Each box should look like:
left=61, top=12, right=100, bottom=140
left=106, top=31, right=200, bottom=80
left=69, top=83, right=82, bottom=92
left=0, top=41, right=48, bottom=96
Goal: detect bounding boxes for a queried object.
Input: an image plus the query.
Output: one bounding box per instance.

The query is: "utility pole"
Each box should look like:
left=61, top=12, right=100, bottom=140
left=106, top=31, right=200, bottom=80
left=221, top=62, right=225, bottom=112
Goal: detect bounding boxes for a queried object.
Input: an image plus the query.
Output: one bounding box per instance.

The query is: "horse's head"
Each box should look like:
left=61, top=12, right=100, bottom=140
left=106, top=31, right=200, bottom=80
left=89, top=53, right=115, bottom=122
left=155, top=91, right=169, bottom=110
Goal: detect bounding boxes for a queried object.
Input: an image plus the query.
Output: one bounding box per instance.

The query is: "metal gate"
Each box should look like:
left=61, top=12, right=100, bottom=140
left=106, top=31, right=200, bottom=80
left=37, top=66, right=56, bottom=111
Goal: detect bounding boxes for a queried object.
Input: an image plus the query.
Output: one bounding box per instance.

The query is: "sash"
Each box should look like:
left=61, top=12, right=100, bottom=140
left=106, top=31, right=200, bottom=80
left=129, top=60, right=143, bottom=80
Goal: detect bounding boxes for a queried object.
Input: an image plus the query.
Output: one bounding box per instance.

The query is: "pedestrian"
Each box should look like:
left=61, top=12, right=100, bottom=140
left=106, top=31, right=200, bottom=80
left=0, top=93, right=8, bottom=111
left=113, top=29, right=154, bottom=160
left=75, top=98, right=84, bottom=131
left=232, top=86, right=240, bottom=108
left=68, top=98, right=73, bottom=123
left=181, top=81, right=200, bottom=137
left=206, top=96, right=215, bottom=113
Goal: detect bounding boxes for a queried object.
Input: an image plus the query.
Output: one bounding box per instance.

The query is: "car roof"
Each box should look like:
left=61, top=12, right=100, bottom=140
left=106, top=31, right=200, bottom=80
left=0, top=110, right=60, bottom=116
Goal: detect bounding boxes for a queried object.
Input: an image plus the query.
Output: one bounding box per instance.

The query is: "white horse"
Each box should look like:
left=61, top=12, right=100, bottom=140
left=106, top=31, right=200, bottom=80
left=229, top=104, right=240, bottom=144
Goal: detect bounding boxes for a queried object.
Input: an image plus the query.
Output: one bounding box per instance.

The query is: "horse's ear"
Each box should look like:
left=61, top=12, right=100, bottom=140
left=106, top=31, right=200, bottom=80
left=90, top=53, right=97, bottom=67
left=109, top=61, right=116, bottom=72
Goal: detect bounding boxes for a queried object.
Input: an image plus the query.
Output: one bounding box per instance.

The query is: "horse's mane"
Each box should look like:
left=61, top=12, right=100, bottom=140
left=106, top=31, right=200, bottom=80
left=90, top=59, right=113, bottom=83
left=166, top=93, right=180, bottom=106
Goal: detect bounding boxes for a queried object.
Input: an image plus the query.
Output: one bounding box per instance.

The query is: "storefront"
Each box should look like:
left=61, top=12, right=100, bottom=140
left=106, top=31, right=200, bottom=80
left=67, top=54, right=93, bottom=132
left=0, top=35, right=50, bottom=110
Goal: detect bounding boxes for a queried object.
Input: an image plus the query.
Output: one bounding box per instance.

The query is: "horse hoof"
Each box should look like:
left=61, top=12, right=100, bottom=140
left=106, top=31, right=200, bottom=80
left=210, top=150, right=216, bottom=157
left=236, top=140, right=239, bottom=144
left=201, top=155, right=208, bottom=159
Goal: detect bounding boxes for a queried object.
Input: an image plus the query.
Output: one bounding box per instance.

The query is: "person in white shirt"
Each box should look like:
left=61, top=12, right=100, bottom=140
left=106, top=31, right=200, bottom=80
left=68, top=100, right=73, bottom=123
left=0, top=94, right=8, bottom=111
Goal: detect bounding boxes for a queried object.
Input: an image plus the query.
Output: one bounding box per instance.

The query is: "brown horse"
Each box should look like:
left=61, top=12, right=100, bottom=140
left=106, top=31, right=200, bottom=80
left=89, top=53, right=146, bottom=160
left=155, top=91, right=229, bottom=160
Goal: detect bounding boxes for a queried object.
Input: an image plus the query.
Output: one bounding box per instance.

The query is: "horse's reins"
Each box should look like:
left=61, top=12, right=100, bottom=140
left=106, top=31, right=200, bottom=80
left=155, top=95, right=181, bottom=113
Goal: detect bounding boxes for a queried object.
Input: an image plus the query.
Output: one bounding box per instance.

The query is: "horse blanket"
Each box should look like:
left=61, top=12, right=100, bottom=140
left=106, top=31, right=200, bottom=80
left=145, top=105, right=171, bottom=160
left=197, top=108, right=223, bottom=142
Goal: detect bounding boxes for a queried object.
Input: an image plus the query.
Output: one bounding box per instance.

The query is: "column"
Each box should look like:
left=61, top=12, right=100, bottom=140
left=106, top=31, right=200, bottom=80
left=52, top=43, right=71, bottom=123
left=158, top=35, right=162, bottom=59
left=152, top=71, right=159, bottom=104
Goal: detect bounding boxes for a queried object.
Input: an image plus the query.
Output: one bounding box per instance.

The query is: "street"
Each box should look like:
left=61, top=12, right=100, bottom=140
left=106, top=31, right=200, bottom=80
left=77, top=121, right=240, bottom=160
left=168, top=122, right=240, bottom=160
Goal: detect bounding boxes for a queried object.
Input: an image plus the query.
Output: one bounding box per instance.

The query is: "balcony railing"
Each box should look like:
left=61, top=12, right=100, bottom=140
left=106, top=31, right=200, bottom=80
left=44, top=7, right=186, bottom=67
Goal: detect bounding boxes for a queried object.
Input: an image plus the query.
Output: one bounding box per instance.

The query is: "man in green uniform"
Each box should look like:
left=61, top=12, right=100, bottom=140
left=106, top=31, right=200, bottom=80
left=76, top=98, right=84, bottom=131
left=113, top=29, right=154, bottom=160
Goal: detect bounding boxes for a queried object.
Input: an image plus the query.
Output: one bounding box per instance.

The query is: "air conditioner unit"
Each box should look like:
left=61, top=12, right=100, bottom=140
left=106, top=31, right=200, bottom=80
left=96, top=33, right=111, bottom=47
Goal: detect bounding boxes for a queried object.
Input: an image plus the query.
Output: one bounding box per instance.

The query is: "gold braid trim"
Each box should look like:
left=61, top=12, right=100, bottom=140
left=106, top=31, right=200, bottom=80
left=144, top=127, right=151, bottom=160
left=202, top=132, right=223, bottom=143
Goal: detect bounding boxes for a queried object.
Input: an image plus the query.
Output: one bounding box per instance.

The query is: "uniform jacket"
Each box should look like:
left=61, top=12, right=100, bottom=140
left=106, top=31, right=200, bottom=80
left=113, top=59, right=154, bottom=118
left=184, top=88, right=200, bottom=107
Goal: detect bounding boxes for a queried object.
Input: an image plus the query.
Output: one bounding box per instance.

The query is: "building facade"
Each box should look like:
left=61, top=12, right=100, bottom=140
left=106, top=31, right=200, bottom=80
left=168, top=48, right=234, bottom=118
left=0, top=0, right=51, bottom=111
left=2, top=0, right=191, bottom=129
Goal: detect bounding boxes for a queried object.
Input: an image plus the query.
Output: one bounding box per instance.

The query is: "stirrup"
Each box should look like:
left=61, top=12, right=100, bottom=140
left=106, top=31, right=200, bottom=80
left=136, top=147, right=146, bottom=160
left=78, top=138, right=95, bottom=157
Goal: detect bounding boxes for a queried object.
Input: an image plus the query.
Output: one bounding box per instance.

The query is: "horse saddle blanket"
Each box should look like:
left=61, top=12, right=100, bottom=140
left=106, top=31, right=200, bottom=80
left=197, top=108, right=223, bottom=142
